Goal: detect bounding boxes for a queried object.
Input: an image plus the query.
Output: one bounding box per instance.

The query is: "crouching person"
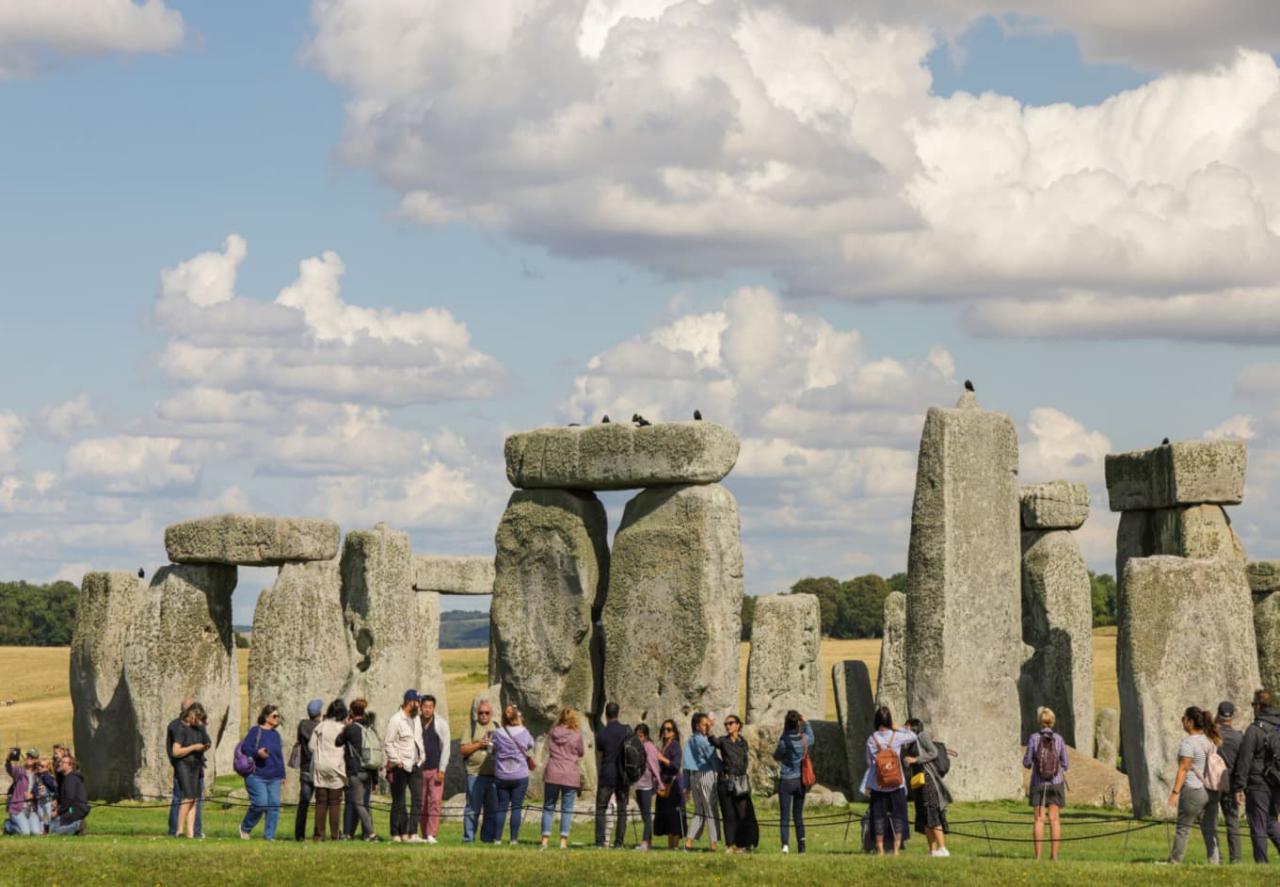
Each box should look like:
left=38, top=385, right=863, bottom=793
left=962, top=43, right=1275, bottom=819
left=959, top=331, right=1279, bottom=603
left=49, top=756, right=88, bottom=835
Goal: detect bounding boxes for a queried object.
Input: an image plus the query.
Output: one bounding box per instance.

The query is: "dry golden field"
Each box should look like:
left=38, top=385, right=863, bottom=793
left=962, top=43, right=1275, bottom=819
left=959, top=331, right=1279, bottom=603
left=0, top=632, right=1120, bottom=753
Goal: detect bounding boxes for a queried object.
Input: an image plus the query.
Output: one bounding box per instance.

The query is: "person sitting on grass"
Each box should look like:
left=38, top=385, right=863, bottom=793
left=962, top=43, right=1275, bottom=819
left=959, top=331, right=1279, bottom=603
left=48, top=755, right=88, bottom=836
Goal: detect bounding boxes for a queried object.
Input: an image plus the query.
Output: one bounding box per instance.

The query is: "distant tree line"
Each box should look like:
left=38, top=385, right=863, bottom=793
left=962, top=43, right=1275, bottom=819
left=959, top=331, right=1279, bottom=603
left=0, top=581, right=78, bottom=646
left=742, top=570, right=1119, bottom=640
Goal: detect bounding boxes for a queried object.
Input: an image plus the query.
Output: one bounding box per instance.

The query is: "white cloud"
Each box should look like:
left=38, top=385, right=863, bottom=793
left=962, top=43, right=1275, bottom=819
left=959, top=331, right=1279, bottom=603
left=51, top=562, right=91, bottom=585
left=1205, top=415, right=1257, bottom=441
left=160, top=233, right=246, bottom=307
left=1019, top=407, right=1111, bottom=483
left=0, top=0, right=185, bottom=79
left=0, top=412, right=22, bottom=471
left=33, top=394, right=98, bottom=439
left=65, top=435, right=198, bottom=494
left=307, top=3, right=1280, bottom=343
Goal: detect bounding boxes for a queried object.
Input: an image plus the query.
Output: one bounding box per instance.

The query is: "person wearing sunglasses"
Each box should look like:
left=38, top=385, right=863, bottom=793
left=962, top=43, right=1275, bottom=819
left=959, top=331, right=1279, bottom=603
left=239, top=705, right=285, bottom=840
left=653, top=720, right=685, bottom=848
left=711, top=714, right=757, bottom=853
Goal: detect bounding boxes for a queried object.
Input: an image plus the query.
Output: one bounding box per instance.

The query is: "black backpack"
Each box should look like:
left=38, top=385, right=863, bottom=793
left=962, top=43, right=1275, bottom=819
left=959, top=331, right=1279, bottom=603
left=619, top=731, right=646, bottom=786
left=933, top=740, right=951, bottom=778
left=1260, top=720, right=1280, bottom=789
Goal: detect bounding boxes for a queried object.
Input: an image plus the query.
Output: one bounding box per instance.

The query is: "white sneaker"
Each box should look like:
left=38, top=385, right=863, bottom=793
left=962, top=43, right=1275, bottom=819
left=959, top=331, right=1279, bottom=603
left=781, top=844, right=789, bottom=854
left=931, top=848, right=951, bottom=857
left=406, top=835, right=426, bottom=844
left=239, top=830, right=250, bottom=841
left=426, top=835, right=438, bottom=845
left=391, top=835, right=402, bottom=843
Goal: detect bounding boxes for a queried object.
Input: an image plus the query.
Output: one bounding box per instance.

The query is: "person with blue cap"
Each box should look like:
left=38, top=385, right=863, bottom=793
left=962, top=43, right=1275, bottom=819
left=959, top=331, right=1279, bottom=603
left=294, top=698, right=324, bottom=841
left=384, top=689, right=426, bottom=842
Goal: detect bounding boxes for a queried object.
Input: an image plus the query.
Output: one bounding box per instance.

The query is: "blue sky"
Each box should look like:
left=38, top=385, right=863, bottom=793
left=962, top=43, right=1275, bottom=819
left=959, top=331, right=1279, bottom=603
left=2, top=2, right=1278, bottom=625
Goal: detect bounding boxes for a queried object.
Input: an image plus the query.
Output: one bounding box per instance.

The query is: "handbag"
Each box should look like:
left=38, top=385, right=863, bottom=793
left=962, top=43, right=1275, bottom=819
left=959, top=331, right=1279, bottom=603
left=656, top=780, right=673, bottom=799
left=233, top=727, right=261, bottom=777
left=800, top=733, right=816, bottom=789
left=501, top=725, right=536, bottom=772
left=287, top=741, right=302, bottom=770
left=909, top=771, right=927, bottom=790
left=727, top=773, right=750, bottom=798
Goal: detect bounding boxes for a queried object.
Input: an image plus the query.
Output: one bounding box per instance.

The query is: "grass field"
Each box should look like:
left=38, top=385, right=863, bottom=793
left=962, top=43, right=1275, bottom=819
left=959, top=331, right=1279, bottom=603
left=0, top=632, right=1121, bottom=752
left=0, top=784, right=1260, bottom=886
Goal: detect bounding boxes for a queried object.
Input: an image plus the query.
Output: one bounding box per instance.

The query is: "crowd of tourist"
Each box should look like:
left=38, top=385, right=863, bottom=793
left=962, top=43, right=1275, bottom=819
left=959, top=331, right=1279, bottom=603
left=9, top=685, right=1280, bottom=866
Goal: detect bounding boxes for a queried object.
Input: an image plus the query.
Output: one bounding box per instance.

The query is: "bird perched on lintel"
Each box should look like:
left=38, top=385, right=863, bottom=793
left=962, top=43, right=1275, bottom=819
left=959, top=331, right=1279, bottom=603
left=632, top=413, right=652, bottom=427
left=963, top=379, right=974, bottom=392
left=693, top=410, right=702, bottom=421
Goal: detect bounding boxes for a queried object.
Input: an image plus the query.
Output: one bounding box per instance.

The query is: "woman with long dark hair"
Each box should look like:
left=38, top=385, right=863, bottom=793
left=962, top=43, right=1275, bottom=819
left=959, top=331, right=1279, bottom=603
left=773, top=709, right=816, bottom=854
left=653, top=719, right=685, bottom=848
left=1167, top=705, right=1223, bottom=864
left=170, top=702, right=209, bottom=839
left=711, top=713, right=757, bottom=852
left=864, top=706, right=915, bottom=856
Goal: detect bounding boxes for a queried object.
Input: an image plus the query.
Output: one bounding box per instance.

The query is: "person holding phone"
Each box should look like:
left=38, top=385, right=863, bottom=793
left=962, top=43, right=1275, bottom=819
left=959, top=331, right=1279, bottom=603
left=171, top=702, right=209, bottom=839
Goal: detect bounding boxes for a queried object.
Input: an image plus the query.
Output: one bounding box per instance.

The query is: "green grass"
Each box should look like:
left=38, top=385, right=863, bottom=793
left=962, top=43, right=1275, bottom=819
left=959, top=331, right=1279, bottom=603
left=0, top=784, right=1265, bottom=886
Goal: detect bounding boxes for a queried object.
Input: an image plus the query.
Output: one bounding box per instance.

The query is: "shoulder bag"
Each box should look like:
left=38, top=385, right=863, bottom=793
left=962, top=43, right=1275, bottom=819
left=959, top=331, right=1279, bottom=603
left=501, top=725, right=536, bottom=772
left=233, top=727, right=261, bottom=778
left=800, top=733, right=816, bottom=789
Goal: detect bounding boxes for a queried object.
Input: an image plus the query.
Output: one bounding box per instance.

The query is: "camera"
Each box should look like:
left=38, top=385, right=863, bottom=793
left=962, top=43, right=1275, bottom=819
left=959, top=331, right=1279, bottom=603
left=6, top=748, right=19, bottom=763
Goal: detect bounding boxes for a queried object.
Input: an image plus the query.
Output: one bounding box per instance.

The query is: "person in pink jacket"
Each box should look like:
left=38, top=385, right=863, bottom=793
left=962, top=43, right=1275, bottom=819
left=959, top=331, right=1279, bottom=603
left=632, top=723, right=663, bottom=851
left=540, top=708, right=585, bottom=849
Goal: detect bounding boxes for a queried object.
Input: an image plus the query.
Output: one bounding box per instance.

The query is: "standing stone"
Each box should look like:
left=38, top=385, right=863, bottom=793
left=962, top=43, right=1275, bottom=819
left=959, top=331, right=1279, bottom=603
left=339, top=524, right=416, bottom=732
left=505, top=421, right=740, bottom=491
left=123, top=564, right=237, bottom=799
left=70, top=572, right=146, bottom=801
left=904, top=392, right=1023, bottom=801
left=1105, top=440, right=1247, bottom=511
left=1019, top=529, right=1094, bottom=752
left=249, top=559, right=351, bottom=746
left=876, top=591, right=906, bottom=718
left=165, top=514, right=339, bottom=565
left=603, top=484, right=743, bottom=729
left=414, top=590, right=448, bottom=720
left=491, top=489, right=608, bottom=734
left=746, top=594, right=822, bottom=724
left=1118, top=556, right=1260, bottom=818
left=1252, top=562, right=1280, bottom=694
left=832, top=660, right=875, bottom=790
left=218, top=658, right=241, bottom=780
left=1094, top=707, right=1120, bottom=767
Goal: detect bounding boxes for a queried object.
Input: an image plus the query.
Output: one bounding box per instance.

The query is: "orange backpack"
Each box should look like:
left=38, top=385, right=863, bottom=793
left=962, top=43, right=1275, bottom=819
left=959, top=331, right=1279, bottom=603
left=874, top=733, right=904, bottom=789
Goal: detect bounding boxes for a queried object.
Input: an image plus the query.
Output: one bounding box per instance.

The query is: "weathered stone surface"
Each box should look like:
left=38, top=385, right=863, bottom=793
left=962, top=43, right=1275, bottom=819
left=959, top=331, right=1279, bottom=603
left=411, top=555, right=494, bottom=595
left=1094, top=707, right=1120, bottom=766
left=603, top=483, right=743, bottom=730
left=1118, top=556, right=1260, bottom=818
left=414, top=591, right=448, bottom=720
left=746, top=594, right=822, bottom=724
left=492, top=489, right=607, bottom=734
left=1248, top=561, right=1280, bottom=594
left=1255, top=592, right=1280, bottom=695
left=505, top=421, right=739, bottom=491
left=1019, top=530, right=1094, bottom=754
left=743, top=720, right=848, bottom=797
left=832, top=660, right=875, bottom=791
left=1105, top=440, right=1246, bottom=512
left=248, top=558, right=350, bottom=789
left=876, top=591, right=906, bottom=718
left=339, top=524, right=416, bottom=734
left=904, top=396, right=1023, bottom=801
left=1115, top=505, right=1246, bottom=613
left=165, top=513, right=339, bottom=566
left=1020, top=481, right=1089, bottom=530
left=123, top=564, right=238, bottom=800
left=70, top=572, right=145, bottom=801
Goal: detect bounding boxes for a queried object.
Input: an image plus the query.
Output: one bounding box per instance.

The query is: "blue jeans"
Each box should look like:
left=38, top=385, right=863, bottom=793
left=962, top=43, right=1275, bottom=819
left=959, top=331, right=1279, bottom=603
left=490, top=777, right=529, bottom=843
left=168, top=775, right=204, bottom=836
left=779, top=777, right=807, bottom=849
left=49, top=818, right=83, bottom=835
left=541, top=784, right=577, bottom=838
left=7, top=810, right=42, bottom=835
left=241, top=775, right=282, bottom=839
left=465, top=774, right=496, bottom=842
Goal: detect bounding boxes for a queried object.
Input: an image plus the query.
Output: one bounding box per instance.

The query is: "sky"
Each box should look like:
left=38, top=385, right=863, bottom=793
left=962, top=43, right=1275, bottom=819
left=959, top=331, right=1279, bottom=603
left=1, top=0, right=1279, bottom=626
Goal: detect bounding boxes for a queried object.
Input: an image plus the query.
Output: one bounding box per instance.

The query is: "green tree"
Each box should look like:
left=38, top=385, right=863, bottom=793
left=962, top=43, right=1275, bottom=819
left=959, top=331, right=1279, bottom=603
left=740, top=595, right=756, bottom=641
left=0, top=580, right=78, bottom=645
left=789, top=577, right=841, bottom=635
left=886, top=573, right=907, bottom=593
left=834, top=574, right=891, bottom=638
left=1090, top=572, right=1117, bottom=627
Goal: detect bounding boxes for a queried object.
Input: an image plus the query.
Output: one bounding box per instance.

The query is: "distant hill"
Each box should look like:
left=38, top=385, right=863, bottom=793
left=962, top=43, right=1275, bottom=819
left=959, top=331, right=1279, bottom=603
left=440, top=610, right=489, bottom=649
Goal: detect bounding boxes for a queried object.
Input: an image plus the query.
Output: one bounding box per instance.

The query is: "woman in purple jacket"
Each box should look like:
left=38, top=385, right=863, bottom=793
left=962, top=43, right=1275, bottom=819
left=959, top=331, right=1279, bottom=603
left=540, top=708, right=584, bottom=849
left=489, top=705, right=535, bottom=844
left=5, top=749, right=39, bottom=835
left=1023, top=706, right=1069, bottom=861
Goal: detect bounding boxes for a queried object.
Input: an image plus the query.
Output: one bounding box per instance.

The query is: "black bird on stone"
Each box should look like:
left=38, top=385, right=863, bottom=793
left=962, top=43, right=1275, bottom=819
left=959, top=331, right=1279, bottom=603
left=964, top=379, right=975, bottom=392
left=137, top=568, right=145, bottom=579
left=632, top=413, right=652, bottom=427
left=601, top=415, right=610, bottom=424
left=693, top=410, right=703, bottom=421
left=1162, top=437, right=1170, bottom=445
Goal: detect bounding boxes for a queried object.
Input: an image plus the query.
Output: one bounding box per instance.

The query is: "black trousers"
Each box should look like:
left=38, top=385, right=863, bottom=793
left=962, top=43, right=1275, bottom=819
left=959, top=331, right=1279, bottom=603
left=635, top=788, right=654, bottom=843
left=294, top=777, right=313, bottom=841
left=594, top=783, right=628, bottom=847
left=715, top=777, right=738, bottom=846
left=390, top=766, right=423, bottom=838
left=1245, top=786, right=1280, bottom=863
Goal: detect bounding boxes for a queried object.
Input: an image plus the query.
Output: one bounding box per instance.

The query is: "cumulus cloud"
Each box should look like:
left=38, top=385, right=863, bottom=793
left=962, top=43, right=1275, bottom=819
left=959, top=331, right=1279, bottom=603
left=1019, top=407, right=1111, bottom=483
left=65, top=435, right=198, bottom=494
left=305, top=2, right=1280, bottom=343
left=0, top=412, right=22, bottom=471
left=1205, top=415, right=1257, bottom=441
left=32, top=394, right=98, bottom=440
left=0, top=0, right=185, bottom=78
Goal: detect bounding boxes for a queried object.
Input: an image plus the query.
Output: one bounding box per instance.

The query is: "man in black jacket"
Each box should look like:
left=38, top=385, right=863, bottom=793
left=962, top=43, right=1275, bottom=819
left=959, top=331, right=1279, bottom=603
left=48, top=755, right=88, bottom=835
left=1231, top=690, right=1280, bottom=862
left=295, top=699, right=323, bottom=841
left=1216, top=701, right=1245, bottom=864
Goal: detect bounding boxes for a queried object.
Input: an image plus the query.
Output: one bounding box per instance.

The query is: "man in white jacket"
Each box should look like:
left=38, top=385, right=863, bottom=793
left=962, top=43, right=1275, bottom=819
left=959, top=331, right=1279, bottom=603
left=384, top=689, right=426, bottom=843
left=418, top=694, right=450, bottom=843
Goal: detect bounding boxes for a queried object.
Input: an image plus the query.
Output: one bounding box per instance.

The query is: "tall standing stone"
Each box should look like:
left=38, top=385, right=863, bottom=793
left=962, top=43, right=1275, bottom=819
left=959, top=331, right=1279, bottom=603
left=70, top=572, right=146, bottom=801
left=1019, top=526, right=1094, bottom=752
left=123, top=564, right=238, bottom=799
left=904, top=391, right=1023, bottom=801
left=1250, top=562, right=1280, bottom=693
left=746, top=594, right=822, bottom=724
left=1094, top=707, right=1120, bottom=766
left=249, top=559, right=351, bottom=741
left=339, top=523, right=416, bottom=730
left=491, top=489, right=608, bottom=734
left=833, top=660, right=875, bottom=790
left=1118, top=556, right=1260, bottom=817
left=603, top=483, right=743, bottom=729
left=876, top=591, right=906, bottom=718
